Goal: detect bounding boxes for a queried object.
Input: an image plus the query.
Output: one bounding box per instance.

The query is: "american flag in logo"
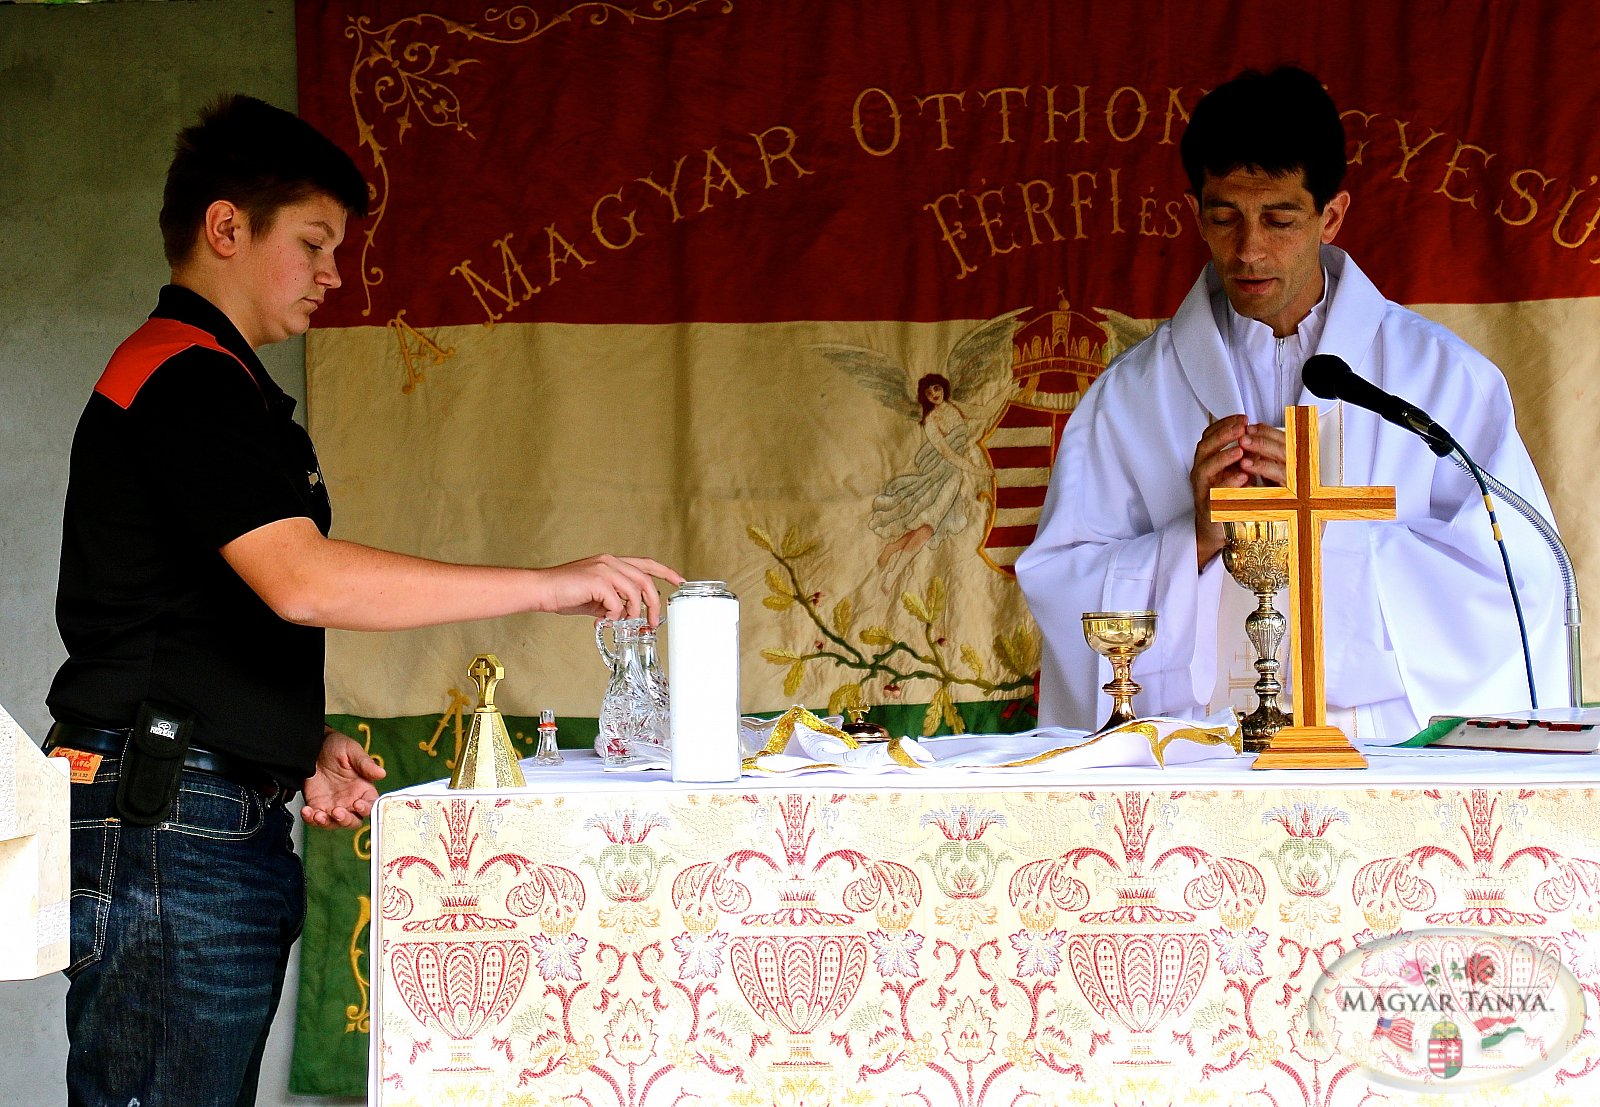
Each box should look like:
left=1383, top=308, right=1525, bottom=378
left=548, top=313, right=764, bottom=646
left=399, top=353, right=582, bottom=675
left=1373, top=1015, right=1415, bottom=1050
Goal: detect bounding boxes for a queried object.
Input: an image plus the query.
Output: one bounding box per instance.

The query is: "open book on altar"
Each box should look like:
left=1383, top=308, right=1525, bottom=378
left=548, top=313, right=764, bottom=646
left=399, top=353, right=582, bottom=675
left=1424, top=707, right=1600, bottom=753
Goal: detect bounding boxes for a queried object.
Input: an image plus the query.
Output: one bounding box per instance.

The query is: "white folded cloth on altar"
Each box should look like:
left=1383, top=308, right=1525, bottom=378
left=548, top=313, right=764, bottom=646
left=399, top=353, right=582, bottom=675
left=611, top=706, right=1240, bottom=775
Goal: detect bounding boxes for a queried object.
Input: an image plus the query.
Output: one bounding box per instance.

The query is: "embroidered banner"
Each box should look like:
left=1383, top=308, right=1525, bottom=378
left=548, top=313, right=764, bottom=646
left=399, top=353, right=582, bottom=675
left=290, top=1, right=1600, bottom=1093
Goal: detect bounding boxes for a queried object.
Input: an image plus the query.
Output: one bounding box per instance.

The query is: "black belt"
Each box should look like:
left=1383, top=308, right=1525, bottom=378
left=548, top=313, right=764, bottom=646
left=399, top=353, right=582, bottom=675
left=45, top=722, right=292, bottom=803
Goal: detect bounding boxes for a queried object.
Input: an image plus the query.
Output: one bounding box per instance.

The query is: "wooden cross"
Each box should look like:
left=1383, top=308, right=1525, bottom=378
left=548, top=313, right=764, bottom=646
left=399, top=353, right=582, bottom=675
left=1209, top=405, right=1396, bottom=769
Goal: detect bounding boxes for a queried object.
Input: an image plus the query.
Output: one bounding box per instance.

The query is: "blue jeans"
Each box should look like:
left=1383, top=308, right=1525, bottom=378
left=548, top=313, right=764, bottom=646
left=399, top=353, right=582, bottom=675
left=65, top=759, right=304, bottom=1107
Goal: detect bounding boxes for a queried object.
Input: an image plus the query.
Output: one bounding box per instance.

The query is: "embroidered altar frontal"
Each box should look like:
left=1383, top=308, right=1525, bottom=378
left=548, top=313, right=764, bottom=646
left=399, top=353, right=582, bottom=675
left=370, top=773, right=1600, bottom=1104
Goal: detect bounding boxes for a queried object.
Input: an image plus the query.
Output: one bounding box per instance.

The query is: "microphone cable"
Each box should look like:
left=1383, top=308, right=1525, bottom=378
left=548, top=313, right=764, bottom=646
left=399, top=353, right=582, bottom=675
left=1448, top=453, right=1581, bottom=707
left=1434, top=433, right=1538, bottom=709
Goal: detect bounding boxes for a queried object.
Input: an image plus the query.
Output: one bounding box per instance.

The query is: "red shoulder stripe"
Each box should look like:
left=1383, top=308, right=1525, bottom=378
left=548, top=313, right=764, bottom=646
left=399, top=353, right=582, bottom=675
left=94, top=318, right=262, bottom=410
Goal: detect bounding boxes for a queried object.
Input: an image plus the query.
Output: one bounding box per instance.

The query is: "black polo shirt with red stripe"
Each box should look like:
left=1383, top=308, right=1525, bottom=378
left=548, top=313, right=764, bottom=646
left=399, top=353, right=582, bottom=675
left=49, top=284, right=331, bottom=782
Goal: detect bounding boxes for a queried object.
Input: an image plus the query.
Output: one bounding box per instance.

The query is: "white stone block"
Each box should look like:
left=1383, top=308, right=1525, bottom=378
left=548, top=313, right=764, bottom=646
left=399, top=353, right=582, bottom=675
left=0, top=706, right=70, bottom=980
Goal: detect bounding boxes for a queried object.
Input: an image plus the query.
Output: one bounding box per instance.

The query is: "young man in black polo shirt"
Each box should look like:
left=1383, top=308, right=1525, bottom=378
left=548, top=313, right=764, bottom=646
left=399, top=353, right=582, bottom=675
left=47, top=95, right=680, bottom=1107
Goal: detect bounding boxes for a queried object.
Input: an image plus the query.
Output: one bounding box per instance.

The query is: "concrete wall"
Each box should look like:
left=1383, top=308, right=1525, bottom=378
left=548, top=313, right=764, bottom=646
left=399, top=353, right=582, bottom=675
left=0, top=3, right=353, bottom=1103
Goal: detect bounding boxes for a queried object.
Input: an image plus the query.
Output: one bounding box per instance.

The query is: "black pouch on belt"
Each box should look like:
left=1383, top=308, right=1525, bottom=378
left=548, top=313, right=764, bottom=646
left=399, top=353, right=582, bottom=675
left=114, top=701, right=195, bottom=825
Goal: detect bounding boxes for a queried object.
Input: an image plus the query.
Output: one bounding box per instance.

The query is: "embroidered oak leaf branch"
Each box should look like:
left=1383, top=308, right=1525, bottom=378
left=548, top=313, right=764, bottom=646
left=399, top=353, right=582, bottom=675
left=748, top=525, right=1034, bottom=735
left=992, top=625, right=1042, bottom=680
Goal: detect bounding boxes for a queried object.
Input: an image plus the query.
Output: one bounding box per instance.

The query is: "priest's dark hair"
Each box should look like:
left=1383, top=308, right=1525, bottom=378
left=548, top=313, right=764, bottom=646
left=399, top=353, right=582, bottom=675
left=159, top=93, right=371, bottom=265
left=1179, top=65, right=1347, bottom=212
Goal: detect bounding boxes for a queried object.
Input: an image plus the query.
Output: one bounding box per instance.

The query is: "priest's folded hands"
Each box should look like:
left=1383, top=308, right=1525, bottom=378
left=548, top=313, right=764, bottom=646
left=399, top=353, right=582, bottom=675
left=1191, top=414, right=1287, bottom=567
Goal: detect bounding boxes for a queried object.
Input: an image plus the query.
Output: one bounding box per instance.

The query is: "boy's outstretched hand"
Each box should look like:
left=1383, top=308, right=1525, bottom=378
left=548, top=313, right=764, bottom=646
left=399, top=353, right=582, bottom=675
left=301, top=727, right=387, bottom=828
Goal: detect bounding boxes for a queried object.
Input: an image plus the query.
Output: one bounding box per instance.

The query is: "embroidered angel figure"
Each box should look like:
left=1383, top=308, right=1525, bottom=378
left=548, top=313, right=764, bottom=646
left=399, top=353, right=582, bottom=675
left=813, top=309, right=1027, bottom=593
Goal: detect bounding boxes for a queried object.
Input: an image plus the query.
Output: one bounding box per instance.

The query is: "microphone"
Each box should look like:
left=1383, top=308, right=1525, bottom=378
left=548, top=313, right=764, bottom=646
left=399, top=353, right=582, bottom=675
left=1301, top=354, right=1455, bottom=457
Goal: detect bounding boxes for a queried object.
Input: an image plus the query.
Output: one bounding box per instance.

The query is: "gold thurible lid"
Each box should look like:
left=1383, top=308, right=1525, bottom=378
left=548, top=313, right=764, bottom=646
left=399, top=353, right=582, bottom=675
left=449, top=653, right=528, bottom=789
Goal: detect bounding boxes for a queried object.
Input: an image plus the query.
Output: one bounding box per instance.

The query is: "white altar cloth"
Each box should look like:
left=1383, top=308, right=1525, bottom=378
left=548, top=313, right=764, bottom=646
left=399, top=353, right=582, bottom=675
left=387, top=742, right=1600, bottom=798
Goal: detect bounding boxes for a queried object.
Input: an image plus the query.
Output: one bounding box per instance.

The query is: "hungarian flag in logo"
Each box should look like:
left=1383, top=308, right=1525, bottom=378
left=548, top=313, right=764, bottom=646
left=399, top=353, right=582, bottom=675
left=1473, top=1013, right=1524, bottom=1049
left=1428, top=1020, right=1464, bottom=1079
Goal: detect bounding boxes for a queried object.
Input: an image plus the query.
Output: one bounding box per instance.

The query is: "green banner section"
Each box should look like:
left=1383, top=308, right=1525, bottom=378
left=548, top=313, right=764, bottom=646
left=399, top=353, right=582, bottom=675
left=289, top=695, right=1034, bottom=1095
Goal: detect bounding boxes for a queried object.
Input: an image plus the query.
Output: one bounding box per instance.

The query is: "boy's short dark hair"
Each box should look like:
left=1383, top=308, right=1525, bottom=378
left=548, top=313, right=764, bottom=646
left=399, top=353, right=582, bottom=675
left=1179, top=66, right=1346, bottom=211
left=160, top=94, right=370, bottom=265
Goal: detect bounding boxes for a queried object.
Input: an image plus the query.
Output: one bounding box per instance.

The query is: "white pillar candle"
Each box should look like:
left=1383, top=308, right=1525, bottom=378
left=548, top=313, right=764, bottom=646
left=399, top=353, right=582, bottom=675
left=667, top=581, right=741, bottom=782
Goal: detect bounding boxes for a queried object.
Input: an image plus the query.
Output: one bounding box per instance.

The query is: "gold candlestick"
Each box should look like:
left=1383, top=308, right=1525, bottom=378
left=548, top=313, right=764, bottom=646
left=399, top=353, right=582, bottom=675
left=1081, top=611, right=1157, bottom=734
left=449, top=654, right=528, bottom=790
left=1222, top=520, right=1294, bottom=752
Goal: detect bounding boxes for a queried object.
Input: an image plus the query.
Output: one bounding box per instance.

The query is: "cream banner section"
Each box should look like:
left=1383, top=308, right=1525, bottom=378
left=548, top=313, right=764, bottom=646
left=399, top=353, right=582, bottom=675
left=308, top=319, right=1043, bottom=718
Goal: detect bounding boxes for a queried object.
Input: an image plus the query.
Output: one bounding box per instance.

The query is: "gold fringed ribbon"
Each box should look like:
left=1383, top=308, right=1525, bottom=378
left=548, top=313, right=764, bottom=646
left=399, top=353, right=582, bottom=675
left=989, top=718, right=1242, bottom=769
left=885, top=738, right=923, bottom=768
left=741, top=704, right=859, bottom=772
left=1138, top=720, right=1244, bottom=766
left=739, top=706, right=1241, bottom=774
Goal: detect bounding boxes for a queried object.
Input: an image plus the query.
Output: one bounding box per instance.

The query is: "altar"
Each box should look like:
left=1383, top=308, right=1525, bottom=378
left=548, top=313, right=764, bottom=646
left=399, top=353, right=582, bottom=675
left=368, top=748, right=1600, bottom=1105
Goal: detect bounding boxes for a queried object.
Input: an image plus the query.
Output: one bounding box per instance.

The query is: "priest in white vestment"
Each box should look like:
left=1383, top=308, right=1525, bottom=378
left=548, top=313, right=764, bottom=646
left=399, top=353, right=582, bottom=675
left=1016, top=66, right=1565, bottom=742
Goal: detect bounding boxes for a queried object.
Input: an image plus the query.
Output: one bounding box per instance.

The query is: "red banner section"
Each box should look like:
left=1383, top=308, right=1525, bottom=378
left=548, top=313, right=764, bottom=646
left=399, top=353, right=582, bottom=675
left=297, top=1, right=1600, bottom=329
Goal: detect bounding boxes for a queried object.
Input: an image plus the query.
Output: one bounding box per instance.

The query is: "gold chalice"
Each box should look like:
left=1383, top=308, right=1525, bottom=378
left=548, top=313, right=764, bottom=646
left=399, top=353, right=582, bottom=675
left=1222, top=521, right=1293, bottom=752
left=1081, top=611, right=1157, bottom=733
